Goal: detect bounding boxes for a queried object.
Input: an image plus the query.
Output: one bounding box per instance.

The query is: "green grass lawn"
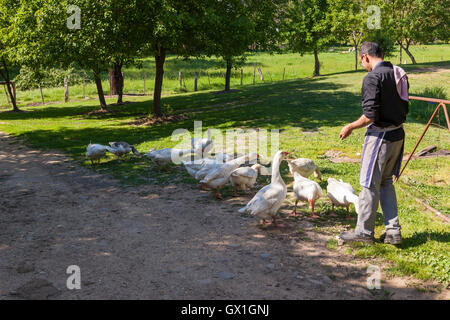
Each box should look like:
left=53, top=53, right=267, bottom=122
left=1, top=43, right=449, bottom=109
left=0, top=48, right=449, bottom=288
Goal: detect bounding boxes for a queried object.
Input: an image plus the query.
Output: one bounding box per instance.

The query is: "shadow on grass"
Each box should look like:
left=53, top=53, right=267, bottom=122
left=0, top=76, right=359, bottom=127
left=400, top=230, right=450, bottom=249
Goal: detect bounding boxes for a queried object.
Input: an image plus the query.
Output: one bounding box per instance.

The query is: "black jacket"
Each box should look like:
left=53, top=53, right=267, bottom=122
left=361, top=61, right=409, bottom=128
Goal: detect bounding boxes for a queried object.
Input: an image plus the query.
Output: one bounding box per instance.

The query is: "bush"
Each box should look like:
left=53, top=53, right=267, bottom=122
left=14, top=66, right=90, bottom=90
left=409, top=86, right=448, bottom=121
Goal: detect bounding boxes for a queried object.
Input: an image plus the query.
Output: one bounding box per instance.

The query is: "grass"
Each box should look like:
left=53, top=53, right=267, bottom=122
left=2, top=43, right=449, bottom=109
left=0, top=47, right=449, bottom=287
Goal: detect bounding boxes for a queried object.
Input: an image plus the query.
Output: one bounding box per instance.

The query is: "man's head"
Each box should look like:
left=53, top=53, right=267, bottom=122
left=359, top=42, right=384, bottom=71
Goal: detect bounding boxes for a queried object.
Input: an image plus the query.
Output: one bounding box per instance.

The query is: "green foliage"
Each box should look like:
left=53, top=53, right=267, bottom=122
left=14, top=66, right=89, bottom=90
left=409, top=86, right=448, bottom=121
left=365, top=29, right=396, bottom=59
left=285, top=0, right=334, bottom=54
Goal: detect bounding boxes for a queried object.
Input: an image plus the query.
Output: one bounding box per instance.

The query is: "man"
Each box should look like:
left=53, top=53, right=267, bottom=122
left=339, top=42, right=409, bottom=245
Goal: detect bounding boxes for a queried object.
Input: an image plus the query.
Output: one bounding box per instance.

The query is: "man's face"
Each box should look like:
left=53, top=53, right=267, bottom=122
left=359, top=53, right=371, bottom=71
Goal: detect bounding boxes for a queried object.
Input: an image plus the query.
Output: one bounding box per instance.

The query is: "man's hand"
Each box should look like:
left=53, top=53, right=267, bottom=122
left=339, top=115, right=373, bottom=140
left=339, top=124, right=353, bottom=140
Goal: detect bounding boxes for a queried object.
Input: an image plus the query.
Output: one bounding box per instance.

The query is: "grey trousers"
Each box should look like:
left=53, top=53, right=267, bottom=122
left=356, top=138, right=404, bottom=237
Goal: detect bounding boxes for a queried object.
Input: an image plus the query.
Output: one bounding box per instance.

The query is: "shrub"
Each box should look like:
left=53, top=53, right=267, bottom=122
left=409, top=86, right=448, bottom=121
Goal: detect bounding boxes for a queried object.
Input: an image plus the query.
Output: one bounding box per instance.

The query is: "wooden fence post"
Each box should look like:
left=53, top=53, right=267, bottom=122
left=83, top=79, right=86, bottom=98
left=282, top=67, right=285, bottom=80
left=194, top=72, right=198, bottom=91
left=253, top=63, right=256, bottom=84
left=64, top=77, right=69, bottom=103
left=143, top=72, right=146, bottom=95
left=240, top=69, right=243, bottom=86
left=179, top=71, right=182, bottom=87
left=207, top=71, right=211, bottom=89
left=257, top=67, right=264, bottom=82
left=39, top=84, right=44, bottom=104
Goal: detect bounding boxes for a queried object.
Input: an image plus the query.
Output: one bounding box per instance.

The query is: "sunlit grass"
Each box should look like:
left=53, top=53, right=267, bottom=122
left=0, top=47, right=448, bottom=286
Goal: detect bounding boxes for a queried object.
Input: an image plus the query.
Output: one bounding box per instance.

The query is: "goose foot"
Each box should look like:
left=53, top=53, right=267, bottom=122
left=310, top=213, right=320, bottom=219
left=289, top=210, right=299, bottom=217
left=290, top=201, right=299, bottom=216
left=329, top=205, right=338, bottom=217
left=215, top=189, right=224, bottom=200
left=346, top=206, right=352, bottom=220
left=271, top=216, right=284, bottom=227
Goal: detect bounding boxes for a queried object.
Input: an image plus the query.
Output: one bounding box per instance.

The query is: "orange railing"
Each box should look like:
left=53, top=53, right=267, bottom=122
left=396, top=96, right=450, bottom=181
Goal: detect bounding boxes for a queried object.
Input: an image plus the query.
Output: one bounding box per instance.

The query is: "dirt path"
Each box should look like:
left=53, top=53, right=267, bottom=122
left=0, top=132, right=448, bottom=300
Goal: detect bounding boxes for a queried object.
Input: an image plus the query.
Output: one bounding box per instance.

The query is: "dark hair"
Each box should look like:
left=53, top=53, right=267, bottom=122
left=359, top=41, right=383, bottom=58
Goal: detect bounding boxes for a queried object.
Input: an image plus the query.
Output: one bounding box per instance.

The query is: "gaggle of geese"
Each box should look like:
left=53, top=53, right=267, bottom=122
left=86, top=129, right=359, bottom=227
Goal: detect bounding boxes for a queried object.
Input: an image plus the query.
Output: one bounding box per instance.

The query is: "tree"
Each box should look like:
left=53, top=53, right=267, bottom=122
left=139, top=0, right=208, bottom=116
left=104, top=0, right=150, bottom=104
left=202, top=0, right=283, bottom=91
left=203, top=1, right=253, bottom=92
left=0, top=0, right=21, bottom=111
left=383, top=0, right=449, bottom=64
left=329, top=0, right=369, bottom=70
left=285, top=0, right=335, bottom=76
left=12, top=0, right=148, bottom=110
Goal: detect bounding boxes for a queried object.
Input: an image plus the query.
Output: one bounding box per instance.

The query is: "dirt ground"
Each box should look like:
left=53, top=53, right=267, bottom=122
left=0, top=132, right=448, bottom=300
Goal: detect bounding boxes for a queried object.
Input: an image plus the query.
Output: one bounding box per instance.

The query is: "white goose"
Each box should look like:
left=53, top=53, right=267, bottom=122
left=230, top=163, right=271, bottom=195
left=238, top=151, right=289, bottom=226
left=213, top=152, right=235, bottom=163
left=182, top=158, right=219, bottom=178
left=144, top=147, right=194, bottom=171
left=86, top=143, right=108, bottom=165
left=287, top=158, right=322, bottom=181
left=291, top=172, right=323, bottom=218
left=192, top=128, right=213, bottom=157
left=200, top=153, right=258, bottom=199
left=326, top=178, right=359, bottom=219
left=107, top=141, right=140, bottom=160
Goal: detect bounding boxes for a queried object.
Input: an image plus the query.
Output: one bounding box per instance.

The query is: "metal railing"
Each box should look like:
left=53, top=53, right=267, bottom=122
left=396, top=96, right=450, bottom=181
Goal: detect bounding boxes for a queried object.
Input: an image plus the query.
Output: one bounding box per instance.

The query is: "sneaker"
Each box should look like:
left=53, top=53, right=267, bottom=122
left=379, top=232, right=402, bottom=245
left=339, top=231, right=375, bottom=243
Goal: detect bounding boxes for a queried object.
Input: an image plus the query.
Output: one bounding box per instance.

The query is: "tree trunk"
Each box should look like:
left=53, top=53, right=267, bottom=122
left=399, top=42, right=402, bottom=64
left=109, top=63, right=124, bottom=104
left=313, top=49, right=320, bottom=76
left=225, top=59, right=232, bottom=91
left=93, top=69, right=107, bottom=110
left=0, top=59, right=19, bottom=112
left=39, top=84, right=44, bottom=104
left=153, top=47, right=166, bottom=117
left=354, top=44, right=358, bottom=71
left=402, top=41, right=417, bottom=64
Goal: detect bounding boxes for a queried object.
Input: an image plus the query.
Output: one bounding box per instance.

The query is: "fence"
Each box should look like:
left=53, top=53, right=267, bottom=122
left=1, top=55, right=448, bottom=108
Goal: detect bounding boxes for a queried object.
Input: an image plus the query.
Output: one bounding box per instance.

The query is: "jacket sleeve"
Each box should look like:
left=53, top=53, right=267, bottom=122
left=361, top=74, right=381, bottom=121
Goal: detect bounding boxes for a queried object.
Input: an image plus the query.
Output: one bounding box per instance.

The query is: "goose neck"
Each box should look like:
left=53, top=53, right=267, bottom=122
left=271, top=153, right=284, bottom=184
